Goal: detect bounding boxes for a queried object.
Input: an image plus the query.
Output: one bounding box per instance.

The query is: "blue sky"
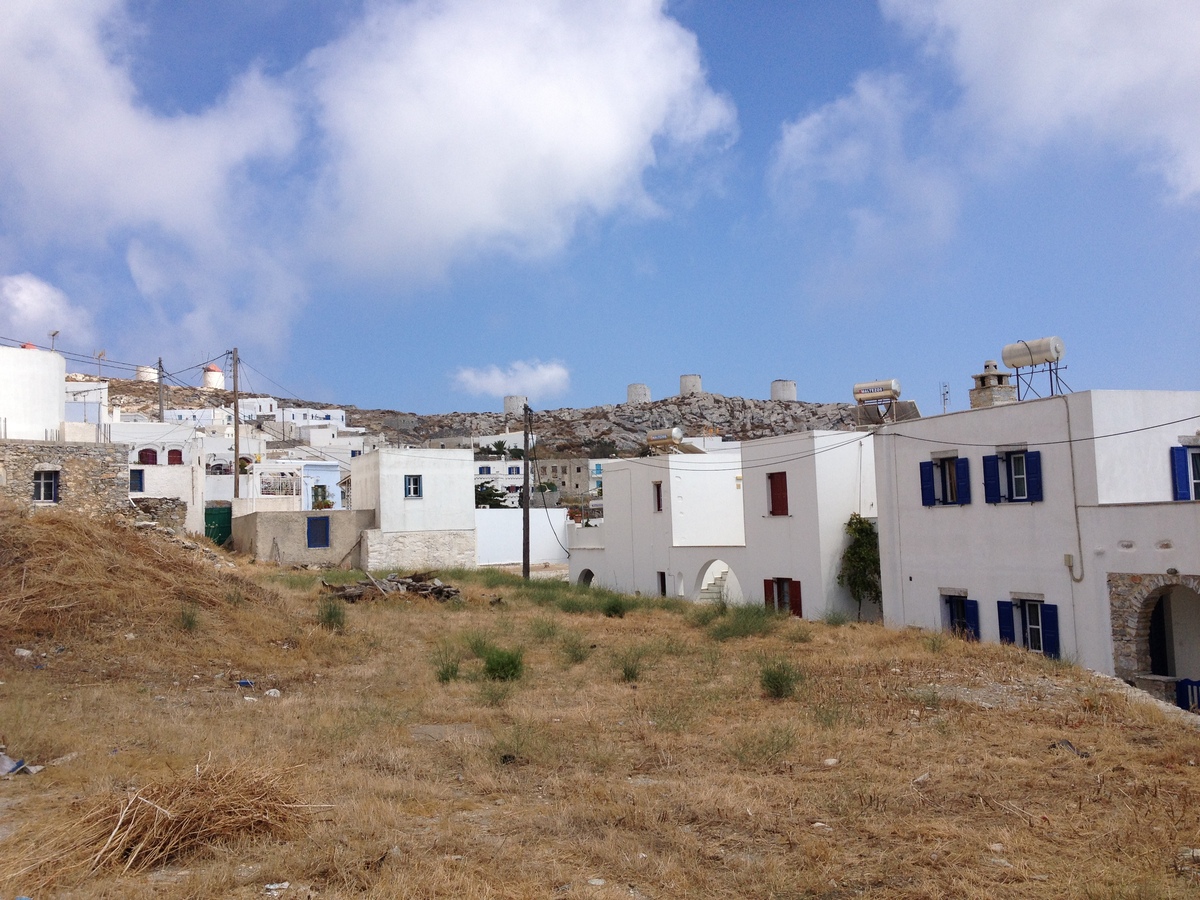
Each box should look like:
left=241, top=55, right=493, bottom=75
left=1, top=1, right=1197, bottom=415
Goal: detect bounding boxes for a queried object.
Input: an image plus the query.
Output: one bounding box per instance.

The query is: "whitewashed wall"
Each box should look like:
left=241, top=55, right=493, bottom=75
left=475, top=508, right=569, bottom=565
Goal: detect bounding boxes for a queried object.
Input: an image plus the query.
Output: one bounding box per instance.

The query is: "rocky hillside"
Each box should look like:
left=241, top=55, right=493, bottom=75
left=100, top=377, right=860, bottom=454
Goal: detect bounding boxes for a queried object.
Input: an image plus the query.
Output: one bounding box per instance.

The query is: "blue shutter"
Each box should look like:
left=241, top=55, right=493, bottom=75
left=964, top=599, right=980, bottom=641
left=982, top=455, right=1001, bottom=504
left=307, top=516, right=330, bottom=549
left=955, top=457, right=971, bottom=505
left=1041, top=604, right=1061, bottom=659
left=997, top=601, right=1016, bottom=644
left=1171, top=447, right=1191, bottom=501
left=919, top=461, right=935, bottom=507
left=1025, top=451, right=1043, bottom=503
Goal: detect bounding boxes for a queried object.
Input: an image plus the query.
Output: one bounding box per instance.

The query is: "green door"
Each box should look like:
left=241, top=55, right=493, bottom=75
left=204, top=506, right=232, bottom=546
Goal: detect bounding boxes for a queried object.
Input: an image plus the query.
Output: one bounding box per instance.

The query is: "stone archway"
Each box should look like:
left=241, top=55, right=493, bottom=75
left=1109, top=572, right=1200, bottom=682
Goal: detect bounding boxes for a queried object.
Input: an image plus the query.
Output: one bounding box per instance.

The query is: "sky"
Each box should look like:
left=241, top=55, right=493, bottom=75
left=1, top=0, right=1198, bottom=415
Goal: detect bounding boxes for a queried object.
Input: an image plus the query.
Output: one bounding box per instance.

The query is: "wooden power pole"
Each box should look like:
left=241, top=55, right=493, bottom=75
left=157, top=357, right=165, bottom=422
left=522, top=403, right=531, bottom=580
left=232, top=348, right=240, bottom=499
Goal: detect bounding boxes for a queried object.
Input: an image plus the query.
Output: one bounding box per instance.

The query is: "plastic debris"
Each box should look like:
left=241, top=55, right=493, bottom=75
left=14, top=648, right=33, bottom=658
left=264, top=688, right=281, bottom=698
left=238, top=679, right=255, bottom=688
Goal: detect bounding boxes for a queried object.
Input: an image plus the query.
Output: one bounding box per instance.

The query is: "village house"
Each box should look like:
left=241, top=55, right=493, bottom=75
left=873, top=361, right=1200, bottom=705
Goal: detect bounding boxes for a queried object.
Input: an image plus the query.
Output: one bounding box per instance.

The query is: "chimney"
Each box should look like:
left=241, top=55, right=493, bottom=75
left=969, top=360, right=1017, bottom=409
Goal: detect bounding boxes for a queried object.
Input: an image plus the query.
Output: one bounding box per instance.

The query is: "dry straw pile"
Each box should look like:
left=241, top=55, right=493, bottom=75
left=2, top=764, right=310, bottom=895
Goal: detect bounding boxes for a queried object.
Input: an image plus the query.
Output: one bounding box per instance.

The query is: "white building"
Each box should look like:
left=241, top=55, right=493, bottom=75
left=874, top=387, right=1200, bottom=700
left=113, top=421, right=206, bottom=533
left=351, top=448, right=477, bottom=570
left=0, top=345, right=65, bottom=440
left=232, top=459, right=345, bottom=517
left=568, top=432, right=877, bottom=618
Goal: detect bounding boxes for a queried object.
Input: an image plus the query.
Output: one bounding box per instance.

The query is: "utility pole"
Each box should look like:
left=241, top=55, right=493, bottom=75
left=232, top=348, right=241, bottom=499
left=157, top=357, right=165, bottom=422
left=522, top=403, right=531, bottom=580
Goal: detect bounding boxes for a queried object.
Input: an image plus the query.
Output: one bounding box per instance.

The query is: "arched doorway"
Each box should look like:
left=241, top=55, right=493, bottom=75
left=577, top=569, right=594, bottom=587
left=1109, top=573, right=1200, bottom=682
left=693, top=560, right=743, bottom=604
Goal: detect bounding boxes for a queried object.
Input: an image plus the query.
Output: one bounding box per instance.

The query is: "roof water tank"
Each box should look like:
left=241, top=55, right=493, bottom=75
left=647, top=427, right=683, bottom=446
left=853, top=379, right=901, bottom=403
left=1001, top=337, right=1064, bottom=369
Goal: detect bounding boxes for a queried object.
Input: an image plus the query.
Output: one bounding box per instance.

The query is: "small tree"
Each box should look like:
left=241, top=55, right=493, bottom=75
left=838, top=513, right=882, bottom=620
left=475, top=480, right=507, bottom=509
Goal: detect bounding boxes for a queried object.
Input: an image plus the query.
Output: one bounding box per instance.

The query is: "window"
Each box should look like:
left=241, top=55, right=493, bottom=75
left=997, top=599, right=1060, bottom=658
left=129, top=469, right=144, bottom=492
left=657, top=571, right=667, bottom=597
left=137, top=448, right=158, bottom=465
left=764, top=578, right=802, bottom=616
left=479, top=466, right=492, bottom=475
left=167, top=449, right=183, bottom=466
left=405, top=474, right=423, bottom=498
left=766, top=471, right=789, bottom=516
left=33, top=470, right=59, bottom=503
left=307, top=516, right=330, bottom=549
left=508, top=466, right=520, bottom=475
left=943, top=595, right=980, bottom=639
left=652, top=481, right=663, bottom=512
left=982, top=451, right=1043, bottom=503
left=1171, top=447, right=1200, bottom=501
left=312, top=484, right=329, bottom=508
left=920, top=457, right=971, bottom=506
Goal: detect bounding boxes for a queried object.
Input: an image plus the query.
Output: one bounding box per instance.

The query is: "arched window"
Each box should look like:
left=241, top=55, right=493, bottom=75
left=167, top=449, right=184, bottom=466
left=137, top=448, right=158, bottom=465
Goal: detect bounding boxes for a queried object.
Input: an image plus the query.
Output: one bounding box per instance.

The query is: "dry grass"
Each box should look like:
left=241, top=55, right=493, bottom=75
left=3, top=511, right=1200, bottom=897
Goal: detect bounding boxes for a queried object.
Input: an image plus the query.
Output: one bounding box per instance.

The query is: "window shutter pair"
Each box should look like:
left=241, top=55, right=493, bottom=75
left=982, top=451, right=1043, bottom=503
left=996, top=600, right=1059, bottom=658
left=763, top=579, right=774, bottom=610
left=919, top=459, right=971, bottom=505
left=1171, top=447, right=1191, bottom=500
left=963, top=599, right=980, bottom=641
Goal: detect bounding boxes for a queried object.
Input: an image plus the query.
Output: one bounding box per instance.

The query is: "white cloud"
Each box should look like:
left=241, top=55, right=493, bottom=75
left=0, top=273, right=94, bottom=345
left=883, top=0, right=1200, bottom=199
left=770, top=74, right=958, bottom=298
left=454, top=360, right=570, bottom=401
left=306, top=0, right=736, bottom=275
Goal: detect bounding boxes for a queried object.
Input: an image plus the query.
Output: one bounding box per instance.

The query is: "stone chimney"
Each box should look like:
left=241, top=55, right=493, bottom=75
left=969, top=360, right=1017, bottom=409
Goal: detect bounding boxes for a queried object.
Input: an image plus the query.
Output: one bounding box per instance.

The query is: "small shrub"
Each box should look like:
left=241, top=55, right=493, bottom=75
left=482, top=646, right=524, bottom=681
left=224, top=588, right=245, bottom=607
left=178, top=601, right=199, bottom=633
left=478, top=682, right=513, bottom=707
left=559, top=631, right=592, bottom=665
left=688, top=601, right=727, bottom=628
left=528, top=616, right=560, bottom=642
left=760, top=658, right=802, bottom=700
left=708, top=605, right=778, bottom=641
left=924, top=632, right=947, bottom=654
left=821, top=609, right=851, bottom=627
left=732, top=724, right=796, bottom=767
left=602, top=596, right=627, bottom=618
left=317, top=596, right=346, bottom=633
left=613, top=646, right=646, bottom=682
left=462, top=629, right=495, bottom=658
left=432, top=644, right=462, bottom=683
left=786, top=621, right=813, bottom=643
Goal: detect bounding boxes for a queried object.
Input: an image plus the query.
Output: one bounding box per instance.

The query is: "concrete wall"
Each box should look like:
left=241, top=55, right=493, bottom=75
left=358, top=448, right=475, bottom=534
left=0, top=347, right=65, bottom=440
left=361, top=527, right=476, bottom=571
left=475, top=507, right=569, bottom=565
left=0, top=439, right=130, bottom=517
left=232, top=509, right=374, bottom=567
left=1089, top=391, right=1200, bottom=504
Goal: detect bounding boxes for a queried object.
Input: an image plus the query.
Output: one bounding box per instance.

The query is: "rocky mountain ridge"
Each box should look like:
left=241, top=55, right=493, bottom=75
left=100, top=377, right=860, bottom=454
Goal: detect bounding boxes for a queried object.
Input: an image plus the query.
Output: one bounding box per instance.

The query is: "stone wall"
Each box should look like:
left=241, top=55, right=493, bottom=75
left=1108, top=571, right=1200, bottom=681
left=0, top=439, right=130, bottom=518
left=361, top=528, right=476, bottom=572
left=132, top=496, right=187, bottom=532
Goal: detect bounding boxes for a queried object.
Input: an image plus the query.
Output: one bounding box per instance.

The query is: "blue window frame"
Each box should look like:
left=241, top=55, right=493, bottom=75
left=405, top=474, right=423, bottom=498
left=1172, top=446, right=1200, bottom=501
left=479, top=466, right=491, bottom=475
left=307, top=516, right=331, bottom=549
left=997, top=600, right=1060, bottom=658
left=944, top=596, right=980, bottom=640
left=508, top=466, right=520, bottom=475
left=33, top=470, right=60, bottom=502
left=920, top=457, right=971, bottom=506
left=129, top=469, right=144, bottom=492
left=983, top=451, right=1043, bottom=504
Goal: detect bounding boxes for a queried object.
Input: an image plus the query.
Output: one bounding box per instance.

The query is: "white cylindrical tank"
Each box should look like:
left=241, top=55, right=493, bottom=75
left=770, top=379, right=797, bottom=402
left=647, top=427, right=683, bottom=446
left=0, top=345, right=66, bottom=439
left=135, top=365, right=159, bottom=382
left=201, top=364, right=225, bottom=390
left=680, top=374, right=702, bottom=396
left=1002, top=337, right=1065, bottom=369
left=853, top=379, right=902, bottom=403
left=503, top=395, right=528, bottom=416
left=627, top=383, right=651, bottom=404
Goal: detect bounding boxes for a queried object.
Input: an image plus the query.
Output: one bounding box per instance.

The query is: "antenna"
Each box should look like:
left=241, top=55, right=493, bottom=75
left=940, top=381, right=950, bottom=414
left=48, top=330, right=59, bottom=350
left=94, top=349, right=106, bottom=377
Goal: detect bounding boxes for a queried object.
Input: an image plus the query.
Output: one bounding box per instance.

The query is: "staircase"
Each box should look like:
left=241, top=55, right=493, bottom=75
left=697, top=570, right=728, bottom=604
